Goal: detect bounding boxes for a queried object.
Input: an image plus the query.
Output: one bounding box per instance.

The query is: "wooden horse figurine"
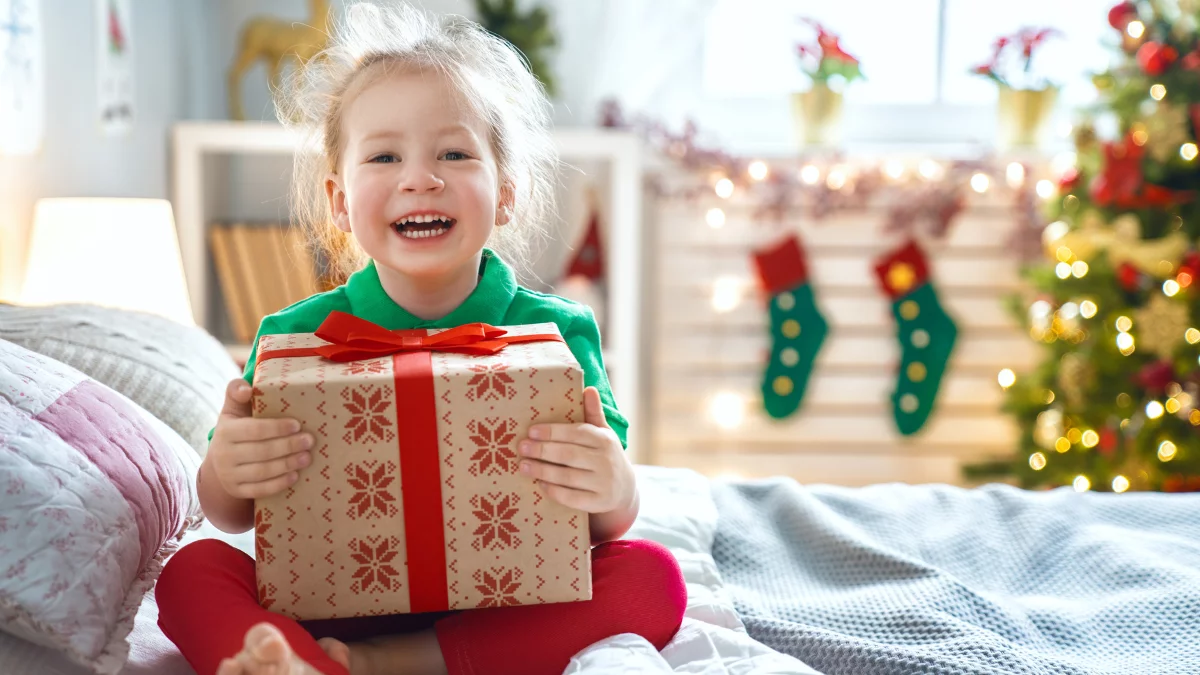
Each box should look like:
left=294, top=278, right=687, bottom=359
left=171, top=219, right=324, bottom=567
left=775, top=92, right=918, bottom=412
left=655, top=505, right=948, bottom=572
left=228, top=0, right=332, bottom=120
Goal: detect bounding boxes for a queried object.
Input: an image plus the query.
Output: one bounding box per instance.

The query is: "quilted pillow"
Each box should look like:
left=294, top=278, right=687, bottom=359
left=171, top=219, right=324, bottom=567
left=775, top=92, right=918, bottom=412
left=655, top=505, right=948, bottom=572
left=0, top=338, right=202, bottom=674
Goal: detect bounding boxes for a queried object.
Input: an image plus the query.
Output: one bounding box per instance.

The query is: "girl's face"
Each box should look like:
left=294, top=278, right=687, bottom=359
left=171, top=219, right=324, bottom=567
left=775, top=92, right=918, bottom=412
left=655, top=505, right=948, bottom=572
left=326, top=68, right=511, bottom=282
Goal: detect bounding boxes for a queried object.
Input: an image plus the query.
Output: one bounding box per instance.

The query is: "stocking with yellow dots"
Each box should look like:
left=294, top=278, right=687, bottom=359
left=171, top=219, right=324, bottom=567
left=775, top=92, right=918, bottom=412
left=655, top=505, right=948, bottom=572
left=872, top=240, right=958, bottom=436
left=751, top=234, right=829, bottom=419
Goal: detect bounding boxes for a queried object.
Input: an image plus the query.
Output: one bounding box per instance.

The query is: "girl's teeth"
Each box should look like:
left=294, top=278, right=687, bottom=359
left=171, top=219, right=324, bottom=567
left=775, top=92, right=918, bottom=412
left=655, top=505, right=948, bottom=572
left=400, top=226, right=447, bottom=239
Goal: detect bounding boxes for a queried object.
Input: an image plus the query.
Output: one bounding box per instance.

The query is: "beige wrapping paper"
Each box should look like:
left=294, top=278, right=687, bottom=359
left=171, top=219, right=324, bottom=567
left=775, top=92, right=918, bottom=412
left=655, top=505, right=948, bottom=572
left=250, top=321, right=592, bottom=620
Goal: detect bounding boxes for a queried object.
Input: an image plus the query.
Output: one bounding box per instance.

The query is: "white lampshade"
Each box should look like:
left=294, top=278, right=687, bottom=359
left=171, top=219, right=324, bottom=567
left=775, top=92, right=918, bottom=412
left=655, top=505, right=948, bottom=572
left=21, top=198, right=195, bottom=326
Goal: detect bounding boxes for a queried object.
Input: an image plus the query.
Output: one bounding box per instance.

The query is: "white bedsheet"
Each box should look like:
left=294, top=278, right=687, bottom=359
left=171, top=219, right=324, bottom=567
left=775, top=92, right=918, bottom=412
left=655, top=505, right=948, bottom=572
left=0, top=466, right=815, bottom=675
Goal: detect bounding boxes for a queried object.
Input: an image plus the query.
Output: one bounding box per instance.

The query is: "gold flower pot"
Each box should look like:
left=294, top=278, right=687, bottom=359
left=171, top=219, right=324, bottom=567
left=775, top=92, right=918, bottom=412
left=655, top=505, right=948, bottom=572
left=996, top=85, right=1058, bottom=150
left=791, top=82, right=844, bottom=148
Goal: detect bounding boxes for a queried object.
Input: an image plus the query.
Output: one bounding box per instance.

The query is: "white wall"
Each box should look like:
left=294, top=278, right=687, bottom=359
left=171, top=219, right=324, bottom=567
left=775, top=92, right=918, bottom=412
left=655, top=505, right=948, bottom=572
left=0, top=0, right=669, bottom=301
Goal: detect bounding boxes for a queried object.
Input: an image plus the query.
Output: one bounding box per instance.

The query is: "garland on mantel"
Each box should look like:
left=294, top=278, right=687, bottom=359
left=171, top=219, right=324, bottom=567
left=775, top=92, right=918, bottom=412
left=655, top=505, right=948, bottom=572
left=599, top=98, right=1068, bottom=261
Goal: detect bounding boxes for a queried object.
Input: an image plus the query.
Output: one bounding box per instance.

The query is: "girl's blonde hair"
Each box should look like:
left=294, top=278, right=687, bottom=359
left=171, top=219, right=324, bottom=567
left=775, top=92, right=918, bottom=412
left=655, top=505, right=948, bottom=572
left=275, top=1, right=558, bottom=284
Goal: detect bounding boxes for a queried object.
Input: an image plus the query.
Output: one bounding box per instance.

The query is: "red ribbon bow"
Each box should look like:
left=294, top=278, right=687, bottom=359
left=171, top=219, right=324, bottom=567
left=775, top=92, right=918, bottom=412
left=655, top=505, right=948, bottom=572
left=257, top=311, right=563, bottom=365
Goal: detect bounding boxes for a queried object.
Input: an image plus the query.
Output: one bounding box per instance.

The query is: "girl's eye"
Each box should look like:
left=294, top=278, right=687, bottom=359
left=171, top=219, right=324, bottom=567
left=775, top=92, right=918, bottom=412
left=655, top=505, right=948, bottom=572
left=370, top=154, right=398, bottom=163
left=442, top=151, right=469, bottom=161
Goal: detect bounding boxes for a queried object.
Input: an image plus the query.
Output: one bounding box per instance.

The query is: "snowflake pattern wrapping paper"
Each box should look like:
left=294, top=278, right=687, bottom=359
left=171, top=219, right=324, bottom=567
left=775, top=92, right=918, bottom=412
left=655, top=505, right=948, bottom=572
left=250, top=320, right=592, bottom=621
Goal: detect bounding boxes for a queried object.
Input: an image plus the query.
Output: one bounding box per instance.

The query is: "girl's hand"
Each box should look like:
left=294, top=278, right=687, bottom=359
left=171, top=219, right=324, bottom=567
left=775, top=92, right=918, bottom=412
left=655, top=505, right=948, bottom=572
left=206, top=378, right=314, bottom=500
left=518, top=387, right=635, bottom=515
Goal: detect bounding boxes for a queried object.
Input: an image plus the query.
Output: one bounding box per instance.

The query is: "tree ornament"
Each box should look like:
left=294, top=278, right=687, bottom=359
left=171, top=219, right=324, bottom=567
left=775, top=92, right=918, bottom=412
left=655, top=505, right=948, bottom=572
left=1034, top=408, right=1065, bottom=450
left=1143, top=102, right=1194, bottom=162
left=1136, top=42, right=1179, bottom=76
left=1091, top=134, right=1194, bottom=208
left=1107, top=1, right=1138, bottom=30
left=1136, top=360, right=1177, bottom=394
left=1098, top=426, right=1118, bottom=456
left=1134, top=294, right=1190, bottom=358
left=1118, top=262, right=1144, bottom=292
left=1058, top=352, right=1095, bottom=407
left=1049, top=212, right=1190, bottom=278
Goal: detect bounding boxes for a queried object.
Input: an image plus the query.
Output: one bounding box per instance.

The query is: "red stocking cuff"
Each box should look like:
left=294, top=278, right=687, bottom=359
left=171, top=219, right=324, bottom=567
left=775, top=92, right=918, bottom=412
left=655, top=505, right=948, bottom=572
left=874, top=240, right=930, bottom=299
left=752, top=234, right=810, bottom=295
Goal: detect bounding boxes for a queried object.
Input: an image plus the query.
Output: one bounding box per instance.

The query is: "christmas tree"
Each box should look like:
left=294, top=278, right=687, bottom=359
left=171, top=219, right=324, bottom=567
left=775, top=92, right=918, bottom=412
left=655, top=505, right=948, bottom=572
left=978, top=0, right=1200, bottom=492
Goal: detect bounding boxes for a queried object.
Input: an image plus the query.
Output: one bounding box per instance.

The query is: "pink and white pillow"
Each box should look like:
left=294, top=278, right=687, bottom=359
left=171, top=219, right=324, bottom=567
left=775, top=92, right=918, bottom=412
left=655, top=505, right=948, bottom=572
left=0, top=338, right=202, bottom=674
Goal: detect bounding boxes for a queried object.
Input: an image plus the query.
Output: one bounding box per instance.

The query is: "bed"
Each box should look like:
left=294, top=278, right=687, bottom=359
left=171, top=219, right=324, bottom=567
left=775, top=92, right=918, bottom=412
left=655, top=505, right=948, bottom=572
left=3, top=304, right=1199, bottom=675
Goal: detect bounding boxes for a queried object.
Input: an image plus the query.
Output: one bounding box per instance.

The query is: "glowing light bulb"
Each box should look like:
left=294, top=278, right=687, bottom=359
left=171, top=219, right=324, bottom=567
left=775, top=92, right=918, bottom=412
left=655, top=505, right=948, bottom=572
left=1150, top=84, right=1167, bottom=100
left=1146, top=401, right=1165, bottom=419
left=714, top=178, right=734, bottom=199
left=1127, top=20, right=1145, bottom=38
left=1043, top=220, right=1069, bottom=245
left=1158, top=440, right=1177, bottom=461
left=1056, top=263, right=1072, bottom=279
left=884, top=161, right=905, bottom=180
left=826, top=168, right=847, bottom=190
left=1006, top=162, right=1025, bottom=188
left=1072, top=261, right=1089, bottom=278
left=1073, top=475, right=1091, bottom=492
left=1080, top=300, right=1097, bottom=318
left=1112, top=475, right=1130, bottom=493
left=706, top=207, right=726, bottom=229
left=800, top=165, right=821, bottom=185
left=918, top=160, right=942, bottom=181
left=1116, top=316, right=1133, bottom=332
left=1164, top=279, right=1181, bottom=296
left=1182, top=143, right=1199, bottom=161
left=1187, top=328, right=1200, bottom=344
left=1029, top=452, right=1047, bottom=471
left=1082, top=430, right=1100, bottom=448
left=708, top=391, right=746, bottom=430
left=970, top=172, right=990, bottom=193
left=711, top=275, right=744, bottom=313
left=1036, top=179, right=1055, bottom=199
left=998, top=368, right=1016, bottom=389
left=748, top=161, right=769, bottom=181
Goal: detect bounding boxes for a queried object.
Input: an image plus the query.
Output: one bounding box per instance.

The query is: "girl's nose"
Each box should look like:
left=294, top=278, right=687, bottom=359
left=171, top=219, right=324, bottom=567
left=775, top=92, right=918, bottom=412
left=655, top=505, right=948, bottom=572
left=398, top=164, right=444, bottom=193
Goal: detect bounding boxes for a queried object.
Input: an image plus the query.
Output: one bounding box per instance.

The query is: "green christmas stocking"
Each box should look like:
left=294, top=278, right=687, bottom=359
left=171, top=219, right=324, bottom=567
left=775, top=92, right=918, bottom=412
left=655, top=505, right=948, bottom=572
left=751, top=234, right=829, bottom=419
left=873, top=240, right=957, bottom=435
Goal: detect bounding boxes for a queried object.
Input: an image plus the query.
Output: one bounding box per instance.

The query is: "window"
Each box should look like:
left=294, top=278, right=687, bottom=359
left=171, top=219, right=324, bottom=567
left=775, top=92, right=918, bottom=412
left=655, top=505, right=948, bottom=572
left=703, top=0, right=1115, bottom=148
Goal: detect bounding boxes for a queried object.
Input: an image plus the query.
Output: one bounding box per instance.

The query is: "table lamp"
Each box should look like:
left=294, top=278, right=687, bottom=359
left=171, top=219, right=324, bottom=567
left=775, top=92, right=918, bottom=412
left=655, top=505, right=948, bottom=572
left=20, top=198, right=195, bottom=326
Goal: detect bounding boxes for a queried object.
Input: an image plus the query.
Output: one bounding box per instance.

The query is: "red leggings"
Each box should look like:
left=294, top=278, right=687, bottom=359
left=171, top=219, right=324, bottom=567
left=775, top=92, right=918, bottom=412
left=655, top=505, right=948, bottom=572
left=156, top=537, right=686, bottom=675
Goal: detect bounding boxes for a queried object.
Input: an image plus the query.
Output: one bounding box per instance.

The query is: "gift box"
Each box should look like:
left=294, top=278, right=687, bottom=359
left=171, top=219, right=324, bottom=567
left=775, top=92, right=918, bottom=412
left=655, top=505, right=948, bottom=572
left=250, top=312, right=592, bottom=620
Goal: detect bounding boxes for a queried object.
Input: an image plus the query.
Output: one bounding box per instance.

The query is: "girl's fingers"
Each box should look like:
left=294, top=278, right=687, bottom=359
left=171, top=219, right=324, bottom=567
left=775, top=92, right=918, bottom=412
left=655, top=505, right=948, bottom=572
left=534, top=480, right=598, bottom=512
left=520, top=459, right=595, bottom=490
left=233, top=451, right=312, bottom=484
left=234, top=432, right=314, bottom=464
left=518, top=440, right=594, bottom=469
left=223, top=416, right=304, bottom=443
left=230, top=471, right=299, bottom=500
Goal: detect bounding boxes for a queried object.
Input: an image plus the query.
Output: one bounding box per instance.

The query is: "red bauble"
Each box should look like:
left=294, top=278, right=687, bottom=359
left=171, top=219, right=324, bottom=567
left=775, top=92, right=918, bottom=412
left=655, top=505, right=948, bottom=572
left=1107, top=1, right=1137, bottom=30
left=1098, top=427, right=1118, bottom=456
left=1137, top=42, right=1179, bottom=76
left=1058, top=167, right=1081, bottom=192
left=1117, top=262, right=1142, bottom=292
left=1179, top=251, right=1200, bottom=279
left=1136, top=360, right=1176, bottom=393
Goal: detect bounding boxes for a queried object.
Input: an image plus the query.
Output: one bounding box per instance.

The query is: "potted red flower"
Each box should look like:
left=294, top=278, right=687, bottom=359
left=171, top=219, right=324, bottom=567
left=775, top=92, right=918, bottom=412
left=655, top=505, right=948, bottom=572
left=792, top=18, right=864, bottom=147
left=971, top=27, right=1062, bottom=148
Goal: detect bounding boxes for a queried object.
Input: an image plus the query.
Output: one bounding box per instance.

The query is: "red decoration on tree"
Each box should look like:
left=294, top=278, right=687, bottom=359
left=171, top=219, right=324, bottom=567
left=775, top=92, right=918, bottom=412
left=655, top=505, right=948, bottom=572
left=1136, top=360, right=1176, bottom=393
left=1117, top=262, right=1142, bottom=292
left=1136, top=42, right=1179, bottom=75
left=1107, top=2, right=1137, bottom=30
left=1182, top=47, right=1200, bottom=70
left=1091, top=134, right=1193, bottom=208
left=1178, top=251, right=1200, bottom=284
left=564, top=208, right=605, bottom=282
left=1098, top=427, right=1118, bottom=457
left=1058, top=167, right=1082, bottom=192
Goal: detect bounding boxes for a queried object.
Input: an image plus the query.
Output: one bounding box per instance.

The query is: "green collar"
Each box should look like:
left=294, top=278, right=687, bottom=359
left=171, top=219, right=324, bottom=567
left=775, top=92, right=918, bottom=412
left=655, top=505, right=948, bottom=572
left=344, top=249, right=517, bottom=329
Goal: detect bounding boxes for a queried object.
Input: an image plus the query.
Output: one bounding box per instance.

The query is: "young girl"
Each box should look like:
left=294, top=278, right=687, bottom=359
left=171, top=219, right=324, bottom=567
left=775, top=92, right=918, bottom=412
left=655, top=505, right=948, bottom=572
left=155, top=3, right=686, bottom=674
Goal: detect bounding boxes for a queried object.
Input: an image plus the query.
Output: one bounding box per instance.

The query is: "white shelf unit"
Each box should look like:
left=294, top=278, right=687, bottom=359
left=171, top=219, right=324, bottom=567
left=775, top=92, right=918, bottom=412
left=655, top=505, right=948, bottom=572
left=171, top=121, right=647, bottom=462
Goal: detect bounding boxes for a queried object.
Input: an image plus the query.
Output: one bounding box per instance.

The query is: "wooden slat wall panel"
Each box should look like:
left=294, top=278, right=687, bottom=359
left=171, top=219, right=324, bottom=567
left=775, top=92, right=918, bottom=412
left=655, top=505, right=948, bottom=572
left=646, top=168, right=1035, bottom=486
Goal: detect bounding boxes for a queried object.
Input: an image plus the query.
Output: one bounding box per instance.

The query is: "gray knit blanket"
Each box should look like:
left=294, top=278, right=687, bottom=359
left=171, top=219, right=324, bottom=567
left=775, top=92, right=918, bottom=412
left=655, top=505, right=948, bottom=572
left=711, top=478, right=1200, bottom=675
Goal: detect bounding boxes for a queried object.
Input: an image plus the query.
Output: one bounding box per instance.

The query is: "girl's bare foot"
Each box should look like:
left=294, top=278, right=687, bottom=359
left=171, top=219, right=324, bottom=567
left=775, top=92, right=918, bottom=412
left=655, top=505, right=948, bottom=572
left=215, top=622, right=351, bottom=674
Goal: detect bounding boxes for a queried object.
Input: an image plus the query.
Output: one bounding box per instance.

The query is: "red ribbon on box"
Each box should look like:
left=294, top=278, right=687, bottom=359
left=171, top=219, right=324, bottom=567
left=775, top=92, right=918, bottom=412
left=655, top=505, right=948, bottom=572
left=256, top=311, right=564, bottom=613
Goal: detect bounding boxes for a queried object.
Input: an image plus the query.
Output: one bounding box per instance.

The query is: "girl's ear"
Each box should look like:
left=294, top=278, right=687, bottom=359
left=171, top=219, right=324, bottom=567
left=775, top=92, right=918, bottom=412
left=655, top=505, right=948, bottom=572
left=325, top=173, right=352, bottom=233
left=495, top=179, right=516, bottom=226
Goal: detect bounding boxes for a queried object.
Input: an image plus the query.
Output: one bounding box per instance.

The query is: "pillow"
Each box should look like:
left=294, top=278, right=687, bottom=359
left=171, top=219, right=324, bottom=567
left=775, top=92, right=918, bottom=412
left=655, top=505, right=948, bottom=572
left=0, top=303, right=240, bottom=457
left=0, top=338, right=202, bottom=674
